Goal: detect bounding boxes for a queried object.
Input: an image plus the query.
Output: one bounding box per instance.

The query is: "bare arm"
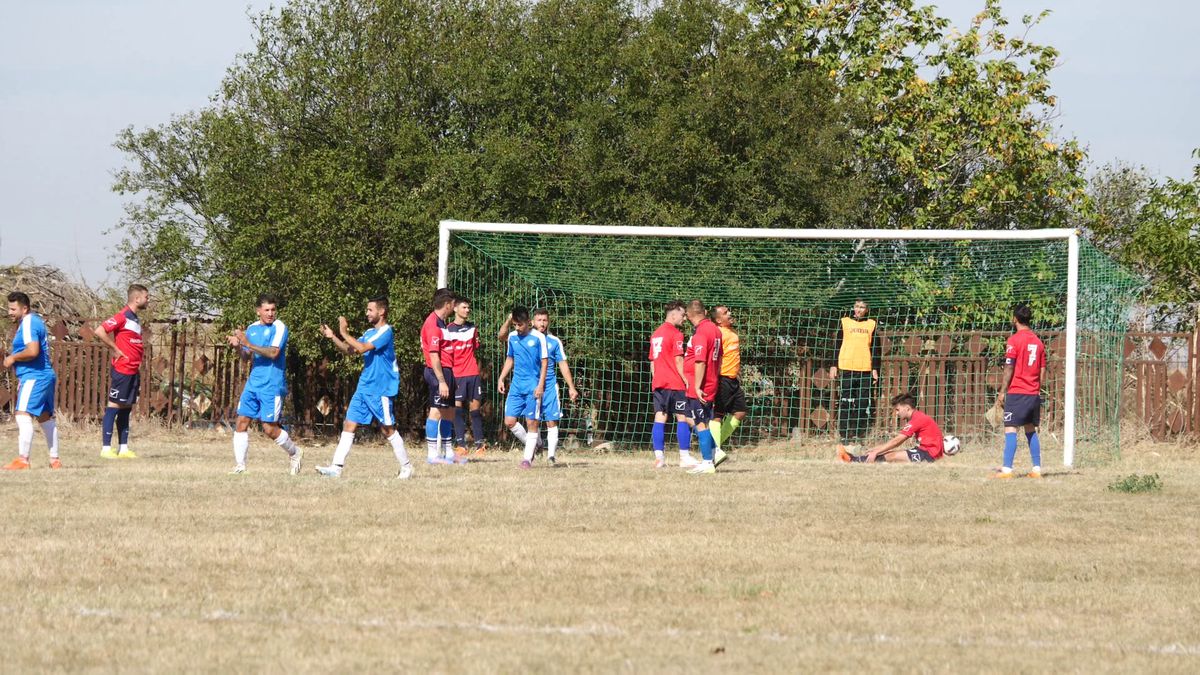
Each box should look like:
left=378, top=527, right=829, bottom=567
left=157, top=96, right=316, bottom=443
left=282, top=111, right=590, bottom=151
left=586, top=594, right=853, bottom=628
left=865, top=433, right=910, bottom=462
left=497, top=356, right=514, bottom=394
left=321, top=324, right=355, bottom=355
left=2, top=341, right=40, bottom=369
left=336, top=316, right=374, bottom=354
left=535, top=358, right=548, bottom=399
left=559, top=360, right=579, bottom=402
left=694, top=361, right=707, bottom=403
left=498, top=314, right=512, bottom=343
left=674, top=354, right=685, bottom=386
left=94, top=324, right=128, bottom=361
left=999, top=363, right=1015, bottom=401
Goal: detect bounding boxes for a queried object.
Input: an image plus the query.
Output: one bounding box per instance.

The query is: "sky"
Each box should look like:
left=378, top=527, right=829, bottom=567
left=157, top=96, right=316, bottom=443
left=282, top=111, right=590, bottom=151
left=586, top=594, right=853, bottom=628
left=1, top=0, right=1197, bottom=286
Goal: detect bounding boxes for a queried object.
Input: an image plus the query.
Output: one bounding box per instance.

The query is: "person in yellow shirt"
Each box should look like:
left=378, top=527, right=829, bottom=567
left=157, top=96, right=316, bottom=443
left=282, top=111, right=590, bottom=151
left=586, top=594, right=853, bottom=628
left=712, top=305, right=747, bottom=454
left=829, top=299, right=880, bottom=446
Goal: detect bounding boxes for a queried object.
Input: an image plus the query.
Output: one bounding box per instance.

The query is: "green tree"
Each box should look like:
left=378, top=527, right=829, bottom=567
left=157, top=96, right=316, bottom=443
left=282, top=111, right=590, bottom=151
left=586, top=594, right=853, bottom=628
left=755, top=0, right=1086, bottom=229
left=114, top=0, right=864, bottom=361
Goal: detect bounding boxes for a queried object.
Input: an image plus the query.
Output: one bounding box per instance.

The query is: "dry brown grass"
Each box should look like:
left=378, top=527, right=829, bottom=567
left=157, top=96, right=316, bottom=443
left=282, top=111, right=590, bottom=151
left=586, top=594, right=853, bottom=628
left=1, top=423, right=1199, bottom=673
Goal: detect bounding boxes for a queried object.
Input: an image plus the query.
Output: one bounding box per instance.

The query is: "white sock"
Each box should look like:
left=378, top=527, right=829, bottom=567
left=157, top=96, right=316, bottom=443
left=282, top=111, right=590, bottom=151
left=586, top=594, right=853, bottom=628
left=40, top=420, right=59, bottom=458
left=274, top=429, right=299, bottom=456
left=119, top=443, right=129, bottom=453
left=510, top=423, right=528, bottom=443
left=1032, top=465, right=1041, bottom=473
left=16, top=415, right=34, bottom=458
left=523, top=430, right=538, bottom=462
left=332, top=431, right=355, bottom=466
left=443, top=437, right=456, bottom=459
left=233, top=431, right=249, bottom=466
left=387, top=432, right=409, bottom=466
left=654, top=450, right=665, bottom=461
left=547, top=426, right=559, bottom=458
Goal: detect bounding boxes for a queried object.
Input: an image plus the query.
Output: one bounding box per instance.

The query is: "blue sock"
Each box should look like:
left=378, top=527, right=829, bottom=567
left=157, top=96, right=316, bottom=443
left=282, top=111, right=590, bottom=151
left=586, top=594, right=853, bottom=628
left=116, top=408, right=131, bottom=445
left=453, top=409, right=467, bottom=446
left=425, top=419, right=439, bottom=443
left=676, top=422, right=691, bottom=451
left=102, top=408, right=118, bottom=446
left=439, top=419, right=453, bottom=444
left=470, top=409, right=485, bottom=445
left=1027, top=431, right=1041, bottom=468
left=1003, top=432, right=1018, bottom=469
left=652, top=422, right=665, bottom=451
left=699, top=429, right=714, bottom=461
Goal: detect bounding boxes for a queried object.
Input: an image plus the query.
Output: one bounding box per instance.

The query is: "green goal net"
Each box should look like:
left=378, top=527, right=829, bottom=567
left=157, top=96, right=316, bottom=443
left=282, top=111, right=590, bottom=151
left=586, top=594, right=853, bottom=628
left=442, top=222, right=1142, bottom=465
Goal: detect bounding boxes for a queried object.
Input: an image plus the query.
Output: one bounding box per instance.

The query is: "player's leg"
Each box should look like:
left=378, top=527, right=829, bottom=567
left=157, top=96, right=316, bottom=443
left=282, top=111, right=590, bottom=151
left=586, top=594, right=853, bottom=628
left=687, top=399, right=717, bottom=474
left=673, top=394, right=696, bottom=466
left=542, top=384, right=562, bottom=464
left=423, top=368, right=451, bottom=464
left=317, top=393, right=367, bottom=477
left=652, top=388, right=670, bottom=466
left=469, top=377, right=486, bottom=453
left=4, top=378, right=37, bottom=469
left=377, top=394, right=412, bottom=478
left=1025, top=421, right=1042, bottom=478
left=519, top=395, right=541, bottom=467
left=115, top=371, right=139, bottom=458
left=230, top=387, right=259, bottom=473
left=101, top=367, right=122, bottom=458
left=260, top=394, right=302, bottom=474
left=453, top=398, right=468, bottom=454
left=439, top=367, right=458, bottom=460
left=995, top=393, right=1028, bottom=478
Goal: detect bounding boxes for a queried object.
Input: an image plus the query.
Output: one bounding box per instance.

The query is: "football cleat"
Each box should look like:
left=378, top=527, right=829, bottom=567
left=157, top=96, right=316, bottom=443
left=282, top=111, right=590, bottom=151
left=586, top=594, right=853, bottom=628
left=426, top=457, right=453, bottom=465
left=396, top=463, right=414, bottom=480
left=687, top=462, right=716, bottom=475
left=229, top=465, right=246, bottom=475
left=116, top=449, right=138, bottom=459
left=989, top=470, right=1015, bottom=480
left=548, top=455, right=557, bottom=467
left=472, top=443, right=488, bottom=457
left=2, top=457, right=31, bottom=471
left=1027, top=469, right=1043, bottom=479
left=49, top=458, right=62, bottom=470
left=837, top=445, right=853, bottom=463
left=315, top=464, right=342, bottom=478
left=653, top=458, right=668, bottom=469
left=714, top=448, right=728, bottom=467
left=519, top=460, right=532, bottom=469
left=679, top=454, right=702, bottom=469
left=100, top=447, right=119, bottom=460
left=454, top=445, right=468, bottom=457
left=289, top=448, right=303, bottom=475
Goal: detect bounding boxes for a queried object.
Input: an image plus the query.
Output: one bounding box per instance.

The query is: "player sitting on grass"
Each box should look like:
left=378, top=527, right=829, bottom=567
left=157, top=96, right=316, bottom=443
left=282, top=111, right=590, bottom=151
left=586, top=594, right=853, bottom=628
left=496, top=307, right=548, bottom=469
left=838, top=393, right=945, bottom=464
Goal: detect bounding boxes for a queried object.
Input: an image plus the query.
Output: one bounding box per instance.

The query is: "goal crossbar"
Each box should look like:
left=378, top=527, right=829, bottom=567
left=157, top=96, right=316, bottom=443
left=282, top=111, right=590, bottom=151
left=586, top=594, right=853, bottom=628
left=438, top=220, right=1082, bottom=466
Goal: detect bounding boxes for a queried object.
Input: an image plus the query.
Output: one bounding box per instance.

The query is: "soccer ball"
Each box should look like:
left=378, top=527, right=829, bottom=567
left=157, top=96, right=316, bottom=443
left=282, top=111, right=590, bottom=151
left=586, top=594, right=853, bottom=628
left=943, top=435, right=962, bottom=456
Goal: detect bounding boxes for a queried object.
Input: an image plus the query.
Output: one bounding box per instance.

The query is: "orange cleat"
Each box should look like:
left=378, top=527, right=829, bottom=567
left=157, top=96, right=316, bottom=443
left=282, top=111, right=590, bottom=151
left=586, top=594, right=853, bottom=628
left=1027, top=470, right=1042, bottom=479
left=836, top=445, right=853, bottom=463
left=989, top=470, right=1015, bottom=480
left=49, top=458, right=62, bottom=470
left=472, top=443, right=488, bottom=457
left=3, top=456, right=31, bottom=471
left=454, top=445, right=468, bottom=458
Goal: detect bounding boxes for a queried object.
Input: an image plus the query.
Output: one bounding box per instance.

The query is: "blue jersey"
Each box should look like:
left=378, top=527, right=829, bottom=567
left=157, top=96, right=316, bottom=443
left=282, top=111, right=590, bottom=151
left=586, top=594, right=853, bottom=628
left=11, top=313, right=53, bottom=379
left=244, top=320, right=289, bottom=394
left=545, top=333, right=567, bottom=384
left=357, top=324, right=399, bottom=396
left=507, top=329, right=548, bottom=394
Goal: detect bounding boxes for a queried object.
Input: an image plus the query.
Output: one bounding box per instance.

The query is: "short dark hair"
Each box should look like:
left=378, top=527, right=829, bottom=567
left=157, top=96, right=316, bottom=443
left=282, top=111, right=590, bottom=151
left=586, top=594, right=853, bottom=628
left=7, top=291, right=31, bottom=308
left=256, top=293, right=279, bottom=307
left=453, top=294, right=471, bottom=306
left=664, top=300, right=685, bottom=314
left=369, top=295, right=389, bottom=314
left=1013, top=304, right=1033, bottom=326
left=511, top=306, right=530, bottom=324
left=687, top=299, right=706, bottom=315
left=891, top=393, right=917, bottom=408
left=433, top=288, right=455, bottom=309
left=712, top=304, right=729, bottom=319
left=127, top=284, right=148, bottom=298
left=532, top=308, right=549, bottom=319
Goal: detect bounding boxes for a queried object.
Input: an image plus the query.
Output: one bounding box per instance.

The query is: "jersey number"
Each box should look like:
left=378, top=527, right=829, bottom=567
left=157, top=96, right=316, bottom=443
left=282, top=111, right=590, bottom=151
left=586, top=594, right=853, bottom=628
left=1026, top=344, right=1038, bottom=367
left=650, top=337, right=663, bottom=360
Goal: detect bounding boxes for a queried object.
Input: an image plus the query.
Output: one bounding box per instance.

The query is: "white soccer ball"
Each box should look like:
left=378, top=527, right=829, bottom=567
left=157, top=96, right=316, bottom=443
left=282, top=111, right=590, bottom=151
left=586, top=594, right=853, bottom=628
left=943, top=435, right=962, bottom=456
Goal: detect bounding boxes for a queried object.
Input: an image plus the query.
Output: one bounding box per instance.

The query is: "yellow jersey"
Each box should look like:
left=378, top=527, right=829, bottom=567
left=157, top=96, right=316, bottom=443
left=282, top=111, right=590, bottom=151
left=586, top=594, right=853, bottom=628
left=719, top=326, right=740, bottom=378
left=837, top=317, right=878, bottom=372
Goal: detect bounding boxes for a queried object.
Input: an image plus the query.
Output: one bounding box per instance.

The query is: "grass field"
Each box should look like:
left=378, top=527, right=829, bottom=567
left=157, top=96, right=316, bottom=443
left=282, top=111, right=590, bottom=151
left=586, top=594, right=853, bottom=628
left=2, top=423, right=1199, bottom=673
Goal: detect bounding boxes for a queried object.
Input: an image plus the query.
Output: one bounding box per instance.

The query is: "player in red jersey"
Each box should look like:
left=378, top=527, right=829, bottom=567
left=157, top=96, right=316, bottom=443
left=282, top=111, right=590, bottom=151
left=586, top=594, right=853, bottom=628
left=683, top=299, right=723, bottom=474
left=447, top=294, right=486, bottom=456
left=838, top=393, right=946, bottom=463
left=648, top=300, right=691, bottom=468
left=421, top=288, right=463, bottom=465
left=993, top=304, right=1047, bottom=479
left=94, top=284, right=150, bottom=459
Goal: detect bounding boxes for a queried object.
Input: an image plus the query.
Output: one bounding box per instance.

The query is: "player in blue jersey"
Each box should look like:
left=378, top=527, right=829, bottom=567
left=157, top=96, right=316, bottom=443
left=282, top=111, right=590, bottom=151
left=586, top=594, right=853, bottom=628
left=316, top=296, right=412, bottom=479
left=226, top=294, right=304, bottom=475
left=496, top=307, right=548, bottom=469
left=531, top=309, right=579, bottom=465
left=3, top=292, right=60, bottom=470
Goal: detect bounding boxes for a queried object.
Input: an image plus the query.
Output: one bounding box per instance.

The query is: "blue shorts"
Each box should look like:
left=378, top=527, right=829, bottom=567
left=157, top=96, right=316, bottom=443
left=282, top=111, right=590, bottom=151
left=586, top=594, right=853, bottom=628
left=541, top=383, right=562, bottom=422
left=906, top=448, right=937, bottom=463
left=504, top=389, right=541, bottom=421
left=15, top=374, right=55, bottom=417
left=237, top=388, right=284, bottom=423
left=1003, top=393, right=1042, bottom=427
left=653, top=388, right=686, bottom=415
left=424, top=367, right=456, bottom=409
left=455, top=374, right=483, bottom=403
left=108, top=368, right=140, bottom=406
left=685, top=397, right=714, bottom=425
left=346, top=390, right=396, bottom=426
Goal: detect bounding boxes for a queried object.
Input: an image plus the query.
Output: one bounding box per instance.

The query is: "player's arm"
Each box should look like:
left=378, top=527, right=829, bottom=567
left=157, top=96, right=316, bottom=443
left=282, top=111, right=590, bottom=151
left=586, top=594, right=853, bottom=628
left=999, top=363, right=1015, bottom=403
left=94, top=315, right=129, bottom=361
left=829, top=318, right=842, bottom=379
left=497, top=314, right=512, bottom=343
left=864, top=433, right=909, bottom=462
left=321, top=323, right=355, bottom=355
left=870, top=325, right=881, bottom=381
left=559, top=359, right=579, bottom=402
left=2, top=340, right=40, bottom=368
left=535, top=357, right=548, bottom=399
left=694, top=360, right=707, bottom=403
left=235, top=332, right=282, bottom=359
left=497, top=356, right=514, bottom=394
left=674, top=353, right=686, bottom=386
left=334, top=316, right=375, bottom=354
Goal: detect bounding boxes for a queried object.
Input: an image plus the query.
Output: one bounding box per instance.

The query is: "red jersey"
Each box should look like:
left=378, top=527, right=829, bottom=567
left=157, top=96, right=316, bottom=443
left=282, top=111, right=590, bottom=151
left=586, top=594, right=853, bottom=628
left=101, top=307, right=144, bottom=375
left=684, top=319, right=722, bottom=400
left=446, top=321, right=480, bottom=378
left=900, top=410, right=944, bottom=459
left=648, top=322, right=686, bottom=391
left=1005, top=328, right=1046, bottom=395
left=420, top=312, right=452, bottom=369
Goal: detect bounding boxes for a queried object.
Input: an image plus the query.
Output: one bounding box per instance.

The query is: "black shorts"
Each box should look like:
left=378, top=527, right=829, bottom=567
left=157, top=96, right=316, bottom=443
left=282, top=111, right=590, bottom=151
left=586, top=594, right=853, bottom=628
left=715, top=376, right=748, bottom=415
left=685, top=397, right=714, bottom=425
left=455, top=374, right=483, bottom=403
left=424, top=366, right=456, bottom=408
left=906, top=448, right=936, bottom=463
left=652, top=388, right=686, bottom=415
left=108, top=368, right=140, bottom=406
left=1003, top=393, right=1042, bottom=427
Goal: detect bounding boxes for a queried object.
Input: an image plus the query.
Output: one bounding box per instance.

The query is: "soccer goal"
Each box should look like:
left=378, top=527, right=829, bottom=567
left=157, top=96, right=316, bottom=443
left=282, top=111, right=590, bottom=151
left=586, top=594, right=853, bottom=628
left=439, top=221, right=1141, bottom=466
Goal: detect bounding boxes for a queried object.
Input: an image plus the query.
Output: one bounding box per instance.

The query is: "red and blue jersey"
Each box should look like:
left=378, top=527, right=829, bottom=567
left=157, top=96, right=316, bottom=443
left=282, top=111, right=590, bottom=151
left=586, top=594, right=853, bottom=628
left=649, top=322, right=685, bottom=391
left=421, top=312, right=452, bottom=370
left=900, top=410, right=944, bottom=459
left=446, top=321, right=480, bottom=378
left=1005, top=328, right=1046, bottom=396
left=101, top=307, right=144, bottom=375
left=684, top=319, right=722, bottom=400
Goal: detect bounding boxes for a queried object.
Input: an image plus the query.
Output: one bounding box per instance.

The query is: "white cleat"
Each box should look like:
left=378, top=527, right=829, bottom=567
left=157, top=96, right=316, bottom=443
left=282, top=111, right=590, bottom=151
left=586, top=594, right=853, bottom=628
left=229, top=465, right=246, bottom=475
left=714, top=448, right=728, bottom=467
left=679, top=454, right=702, bottom=469
left=315, top=464, right=342, bottom=478
left=396, top=463, right=414, bottom=480
left=687, top=462, right=717, bottom=475
left=289, top=448, right=303, bottom=475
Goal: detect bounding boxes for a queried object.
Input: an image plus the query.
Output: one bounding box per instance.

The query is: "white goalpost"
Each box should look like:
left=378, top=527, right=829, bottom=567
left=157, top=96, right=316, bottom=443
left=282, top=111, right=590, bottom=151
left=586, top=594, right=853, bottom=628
left=439, top=219, right=1086, bottom=466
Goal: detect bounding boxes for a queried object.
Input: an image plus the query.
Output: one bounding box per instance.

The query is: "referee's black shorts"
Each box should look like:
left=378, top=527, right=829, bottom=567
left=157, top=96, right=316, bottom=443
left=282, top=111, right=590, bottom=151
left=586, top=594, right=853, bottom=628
left=715, top=376, right=748, bottom=416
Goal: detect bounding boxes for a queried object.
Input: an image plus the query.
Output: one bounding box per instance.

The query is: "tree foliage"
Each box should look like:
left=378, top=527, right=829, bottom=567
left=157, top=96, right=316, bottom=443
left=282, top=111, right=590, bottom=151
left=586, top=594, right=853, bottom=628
left=113, top=0, right=864, bottom=361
